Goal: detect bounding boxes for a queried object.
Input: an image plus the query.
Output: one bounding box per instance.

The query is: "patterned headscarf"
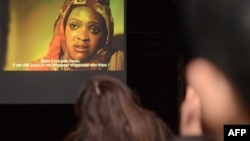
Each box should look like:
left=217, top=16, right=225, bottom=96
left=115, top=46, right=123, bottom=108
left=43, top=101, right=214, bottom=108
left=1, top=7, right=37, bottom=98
left=43, top=0, right=114, bottom=70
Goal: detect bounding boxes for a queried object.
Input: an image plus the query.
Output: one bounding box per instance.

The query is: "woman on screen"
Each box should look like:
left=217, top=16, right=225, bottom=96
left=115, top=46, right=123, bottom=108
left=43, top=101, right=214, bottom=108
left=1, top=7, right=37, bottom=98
left=64, top=74, right=175, bottom=141
left=28, top=0, right=124, bottom=71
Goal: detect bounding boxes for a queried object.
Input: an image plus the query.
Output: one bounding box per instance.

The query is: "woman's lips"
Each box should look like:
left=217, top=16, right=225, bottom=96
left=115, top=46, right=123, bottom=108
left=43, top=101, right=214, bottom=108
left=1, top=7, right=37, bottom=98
left=74, top=45, right=89, bottom=53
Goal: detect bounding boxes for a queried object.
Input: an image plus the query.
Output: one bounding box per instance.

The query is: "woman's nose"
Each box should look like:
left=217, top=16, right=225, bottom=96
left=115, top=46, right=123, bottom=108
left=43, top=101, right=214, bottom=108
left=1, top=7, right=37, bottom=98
left=77, top=36, right=89, bottom=42
left=77, top=27, right=89, bottom=42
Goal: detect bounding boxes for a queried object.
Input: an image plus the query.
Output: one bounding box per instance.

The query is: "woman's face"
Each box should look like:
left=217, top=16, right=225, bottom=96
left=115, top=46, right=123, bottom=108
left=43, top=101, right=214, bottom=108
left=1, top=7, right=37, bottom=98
left=65, top=6, right=107, bottom=62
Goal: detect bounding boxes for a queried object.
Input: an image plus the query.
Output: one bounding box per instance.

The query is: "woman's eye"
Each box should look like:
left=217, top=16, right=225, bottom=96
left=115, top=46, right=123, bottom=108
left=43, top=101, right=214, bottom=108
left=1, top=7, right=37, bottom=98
left=70, top=23, right=79, bottom=30
left=89, top=26, right=100, bottom=34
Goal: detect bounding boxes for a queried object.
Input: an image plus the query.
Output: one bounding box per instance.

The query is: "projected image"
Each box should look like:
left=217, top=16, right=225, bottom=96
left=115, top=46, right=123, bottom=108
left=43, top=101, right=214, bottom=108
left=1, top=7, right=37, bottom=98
left=5, top=0, right=125, bottom=71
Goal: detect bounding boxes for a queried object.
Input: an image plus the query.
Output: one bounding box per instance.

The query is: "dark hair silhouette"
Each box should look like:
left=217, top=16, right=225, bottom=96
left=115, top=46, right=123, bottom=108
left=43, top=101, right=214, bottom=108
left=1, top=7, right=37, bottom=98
left=64, top=74, right=175, bottom=141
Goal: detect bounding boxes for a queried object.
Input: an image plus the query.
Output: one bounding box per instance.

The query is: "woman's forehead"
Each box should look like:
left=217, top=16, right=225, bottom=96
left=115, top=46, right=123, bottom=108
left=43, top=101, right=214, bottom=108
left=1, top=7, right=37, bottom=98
left=70, top=7, right=96, bottom=16
left=69, top=6, right=103, bottom=21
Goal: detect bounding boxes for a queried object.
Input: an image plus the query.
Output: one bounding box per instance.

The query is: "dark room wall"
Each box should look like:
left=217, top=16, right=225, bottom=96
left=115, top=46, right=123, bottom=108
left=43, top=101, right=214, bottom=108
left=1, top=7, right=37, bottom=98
left=126, top=0, right=185, bottom=134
